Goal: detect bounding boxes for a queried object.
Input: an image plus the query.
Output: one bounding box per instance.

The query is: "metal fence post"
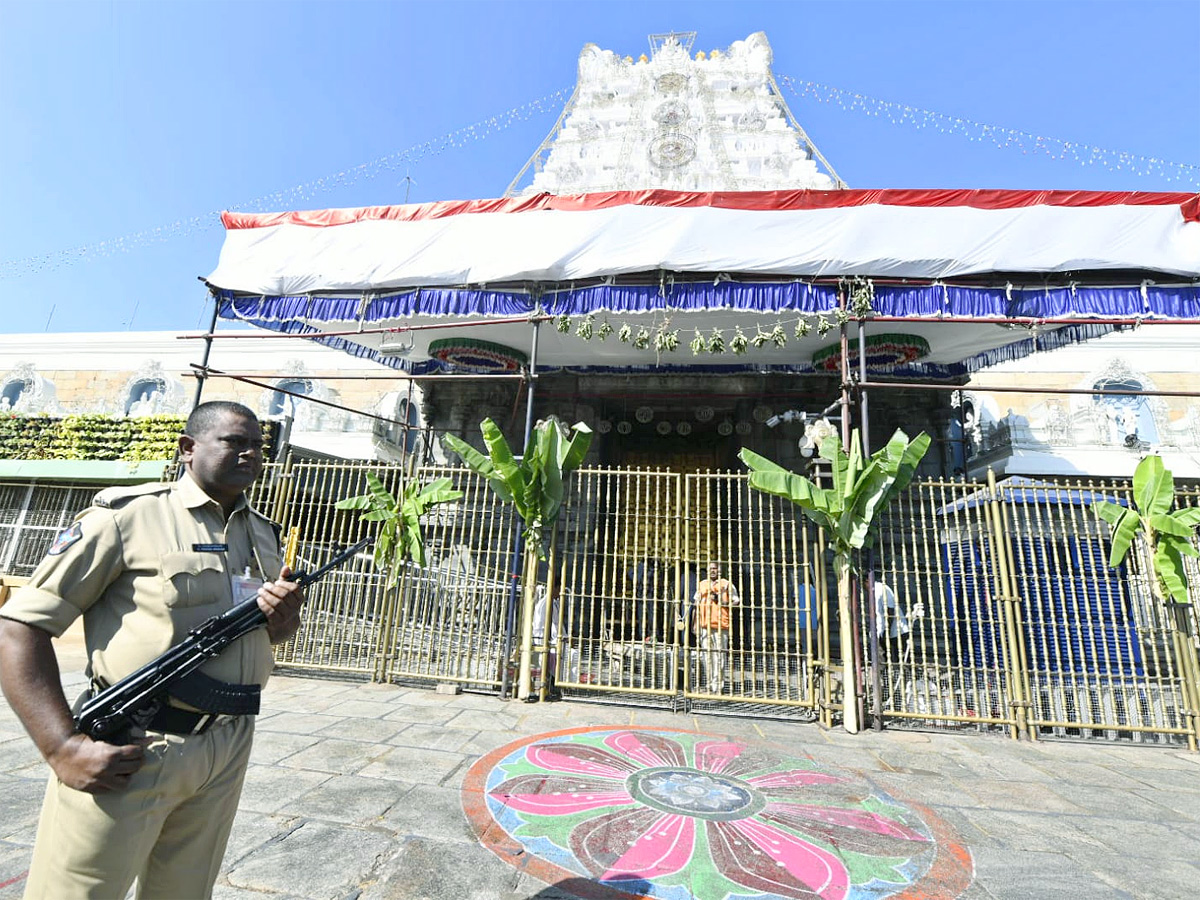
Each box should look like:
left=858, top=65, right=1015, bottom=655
left=985, top=468, right=1032, bottom=741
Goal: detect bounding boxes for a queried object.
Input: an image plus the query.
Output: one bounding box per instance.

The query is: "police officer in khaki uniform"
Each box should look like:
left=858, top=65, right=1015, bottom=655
left=0, top=401, right=305, bottom=899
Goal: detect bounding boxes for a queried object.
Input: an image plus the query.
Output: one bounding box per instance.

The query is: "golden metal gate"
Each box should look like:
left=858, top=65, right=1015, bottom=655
left=232, top=456, right=1200, bottom=747
left=865, top=475, right=1200, bottom=748
left=553, top=468, right=828, bottom=717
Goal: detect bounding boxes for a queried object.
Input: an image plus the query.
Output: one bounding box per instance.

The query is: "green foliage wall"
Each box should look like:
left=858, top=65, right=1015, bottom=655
left=0, top=415, right=280, bottom=462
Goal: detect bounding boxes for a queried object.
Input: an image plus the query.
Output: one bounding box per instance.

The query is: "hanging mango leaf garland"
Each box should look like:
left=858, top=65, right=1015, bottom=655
left=335, top=473, right=464, bottom=587
left=443, top=417, right=592, bottom=559
left=1095, top=455, right=1200, bottom=605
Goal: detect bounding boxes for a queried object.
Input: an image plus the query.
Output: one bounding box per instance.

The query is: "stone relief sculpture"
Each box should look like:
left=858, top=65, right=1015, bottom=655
left=0, top=363, right=58, bottom=415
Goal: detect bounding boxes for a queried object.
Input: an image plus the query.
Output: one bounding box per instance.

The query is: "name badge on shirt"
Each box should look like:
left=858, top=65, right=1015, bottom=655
left=193, top=543, right=229, bottom=553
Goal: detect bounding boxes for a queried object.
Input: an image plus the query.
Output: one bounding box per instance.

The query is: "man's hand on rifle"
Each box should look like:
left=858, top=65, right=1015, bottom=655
left=257, top=565, right=306, bottom=645
left=48, top=731, right=148, bottom=794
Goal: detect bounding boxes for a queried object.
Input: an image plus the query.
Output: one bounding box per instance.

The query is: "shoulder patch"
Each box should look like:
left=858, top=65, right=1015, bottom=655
left=48, top=522, right=84, bottom=555
left=94, top=481, right=173, bottom=510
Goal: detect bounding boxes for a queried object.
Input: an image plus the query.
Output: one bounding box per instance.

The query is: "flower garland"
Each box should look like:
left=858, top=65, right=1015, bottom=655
left=428, top=337, right=528, bottom=373
left=811, top=332, right=932, bottom=372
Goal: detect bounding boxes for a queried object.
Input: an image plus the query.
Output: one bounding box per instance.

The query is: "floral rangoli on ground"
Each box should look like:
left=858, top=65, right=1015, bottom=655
left=462, top=726, right=972, bottom=899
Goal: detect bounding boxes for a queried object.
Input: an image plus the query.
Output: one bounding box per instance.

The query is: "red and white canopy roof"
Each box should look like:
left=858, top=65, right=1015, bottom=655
left=209, top=189, right=1200, bottom=295
left=205, top=189, right=1200, bottom=377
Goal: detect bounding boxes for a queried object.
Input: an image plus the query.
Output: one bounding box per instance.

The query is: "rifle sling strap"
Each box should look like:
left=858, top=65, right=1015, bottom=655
left=170, top=671, right=262, bottom=716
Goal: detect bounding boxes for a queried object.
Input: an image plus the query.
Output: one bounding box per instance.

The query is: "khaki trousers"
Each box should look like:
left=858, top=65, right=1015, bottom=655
left=24, top=715, right=254, bottom=900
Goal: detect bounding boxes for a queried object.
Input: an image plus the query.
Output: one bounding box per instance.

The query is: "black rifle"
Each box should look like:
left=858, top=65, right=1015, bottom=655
left=75, top=538, right=371, bottom=743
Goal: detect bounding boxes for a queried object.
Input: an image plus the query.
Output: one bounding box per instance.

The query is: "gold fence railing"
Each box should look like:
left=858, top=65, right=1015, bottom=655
left=4, top=458, right=1196, bottom=747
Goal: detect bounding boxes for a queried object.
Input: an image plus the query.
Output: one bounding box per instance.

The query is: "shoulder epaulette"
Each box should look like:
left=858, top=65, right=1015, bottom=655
left=94, top=481, right=174, bottom=509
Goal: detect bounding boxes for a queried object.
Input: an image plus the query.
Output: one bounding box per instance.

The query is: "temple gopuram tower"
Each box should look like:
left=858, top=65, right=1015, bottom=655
left=507, top=31, right=845, bottom=196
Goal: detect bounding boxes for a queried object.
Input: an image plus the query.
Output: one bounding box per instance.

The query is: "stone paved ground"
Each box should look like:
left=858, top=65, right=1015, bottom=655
left=2, top=634, right=1200, bottom=899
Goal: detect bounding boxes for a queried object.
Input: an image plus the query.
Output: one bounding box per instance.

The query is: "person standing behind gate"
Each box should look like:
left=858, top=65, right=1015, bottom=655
left=0, top=401, right=305, bottom=899
left=873, top=573, right=923, bottom=659
left=693, top=562, right=740, bottom=693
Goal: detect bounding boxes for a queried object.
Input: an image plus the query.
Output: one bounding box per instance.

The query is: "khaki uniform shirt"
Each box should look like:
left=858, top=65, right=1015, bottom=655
left=0, top=472, right=281, bottom=690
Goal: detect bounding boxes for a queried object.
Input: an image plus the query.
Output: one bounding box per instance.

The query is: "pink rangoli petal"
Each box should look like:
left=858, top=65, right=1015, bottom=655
left=601, top=813, right=696, bottom=881
left=767, top=802, right=931, bottom=842
left=499, top=790, right=634, bottom=816
left=749, top=769, right=841, bottom=790
left=604, top=731, right=687, bottom=769
left=693, top=739, right=748, bottom=774
left=730, top=817, right=850, bottom=899
left=527, top=742, right=637, bottom=780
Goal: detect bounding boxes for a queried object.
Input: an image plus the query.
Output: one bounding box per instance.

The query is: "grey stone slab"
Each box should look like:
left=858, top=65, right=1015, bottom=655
left=869, top=770, right=992, bottom=810
left=357, top=745, right=469, bottom=785
left=0, top=741, right=43, bottom=775
left=259, top=693, right=347, bottom=715
left=314, top=715, right=408, bottom=744
left=0, top=844, right=32, bottom=899
left=248, top=730, right=322, bottom=766
left=1014, top=757, right=1148, bottom=790
left=1076, top=816, right=1200, bottom=858
left=381, top=704, right=461, bottom=726
left=957, top=808, right=1109, bottom=854
left=957, top=779, right=1088, bottom=814
left=1128, top=787, right=1200, bottom=822
left=360, top=835, right=521, bottom=900
left=315, top=698, right=410, bottom=720
left=254, top=711, right=344, bottom=735
left=1064, top=845, right=1200, bottom=898
left=387, top=722, right=482, bottom=752
left=238, top=765, right=331, bottom=815
left=971, top=847, right=1135, bottom=899
left=277, top=737, right=387, bottom=775
left=0, top=776, right=46, bottom=841
left=225, top=820, right=396, bottom=898
left=1051, top=782, right=1182, bottom=821
left=452, top=728, right=534, bottom=757
left=1119, top=763, right=1200, bottom=793
left=220, top=810, right=300, bottom=869
left=282, top=774, right=410, bottom=825
left=378, top=783, right=478, bottom=844
left=446, top=709, right=532, bottom=733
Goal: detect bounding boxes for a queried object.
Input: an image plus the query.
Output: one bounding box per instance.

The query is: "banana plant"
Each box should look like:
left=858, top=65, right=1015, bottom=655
left=444, top=417, right=592, bottom=700
left=443, top=416, right=592, bottom=560
left=739, top=428, right=931, bottom=732
left=1094, top=455, right=1200, bottom=606
left=335, top=472, right=464, bottom=586
left=1095, top=455, right=1200, bottom=747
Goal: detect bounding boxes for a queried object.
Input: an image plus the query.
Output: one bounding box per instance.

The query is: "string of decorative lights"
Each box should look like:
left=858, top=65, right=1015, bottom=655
left=4, top=78, right=1196, bottom=281
left=777, top=75, right=1199, bottom=186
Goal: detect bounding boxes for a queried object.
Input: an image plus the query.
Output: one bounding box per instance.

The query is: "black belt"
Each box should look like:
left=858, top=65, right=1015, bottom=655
left=147, top=706, right=238, bottom=736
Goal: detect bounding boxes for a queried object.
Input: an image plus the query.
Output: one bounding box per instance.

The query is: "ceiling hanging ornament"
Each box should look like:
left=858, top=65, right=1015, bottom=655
left=811, top=333, right=932, bottom=373
left=428, top=337, right=528, bottom=373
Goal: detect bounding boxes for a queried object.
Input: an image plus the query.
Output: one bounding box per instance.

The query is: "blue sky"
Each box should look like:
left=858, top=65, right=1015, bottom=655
left=2, top=0, right=1197, bottom=334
